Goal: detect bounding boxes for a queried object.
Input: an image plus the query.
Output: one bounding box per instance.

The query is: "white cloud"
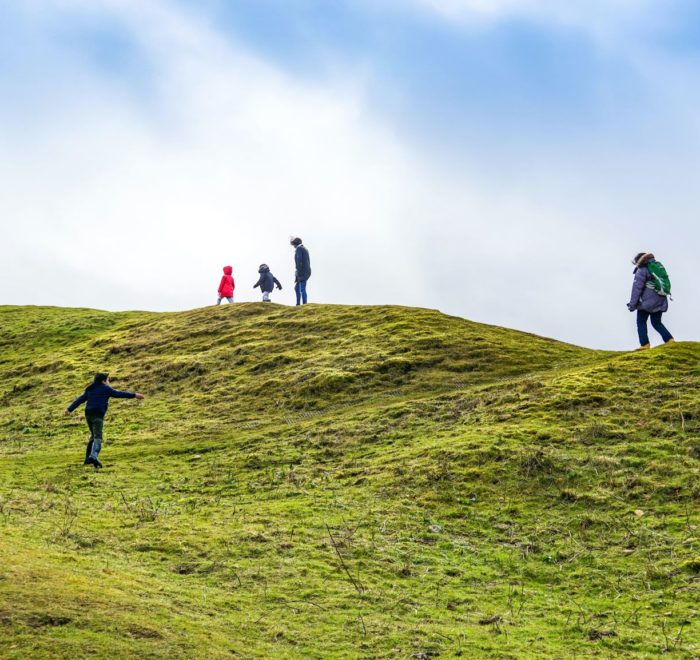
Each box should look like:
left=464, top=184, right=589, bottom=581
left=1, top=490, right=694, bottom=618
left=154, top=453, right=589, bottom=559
left=0, top=0, right=429, bottom=309
left=406, top=0, right=650, bottom=21
left=395, top=0, right=657, bottom=40
left=1, top=0, right=697, bottom=350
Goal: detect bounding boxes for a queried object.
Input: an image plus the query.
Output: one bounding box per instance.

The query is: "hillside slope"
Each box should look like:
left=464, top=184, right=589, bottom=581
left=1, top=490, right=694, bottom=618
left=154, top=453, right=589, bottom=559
left=0, top=304, right=698, bottom=658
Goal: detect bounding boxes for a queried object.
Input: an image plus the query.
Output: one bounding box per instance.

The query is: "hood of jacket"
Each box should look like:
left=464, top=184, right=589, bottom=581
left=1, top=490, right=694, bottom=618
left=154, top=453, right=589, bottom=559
left=223, top=265, right=233, bottom=276
left=634, top=253, right=655, bottom=268
left=258, top=264, right=270, bottom=274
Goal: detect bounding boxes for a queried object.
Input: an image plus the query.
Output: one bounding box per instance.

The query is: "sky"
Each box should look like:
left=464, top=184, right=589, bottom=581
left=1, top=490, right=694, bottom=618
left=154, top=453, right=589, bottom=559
left=1, top=0, right=698, bottom=349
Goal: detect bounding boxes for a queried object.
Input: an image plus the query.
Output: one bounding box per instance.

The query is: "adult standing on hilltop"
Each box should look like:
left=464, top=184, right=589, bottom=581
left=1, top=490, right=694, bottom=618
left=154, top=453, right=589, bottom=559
left=216, top=265, right=235, bottom=304
left=291, top=237, right=311, bottom=305
left=627, top=252, right=674, bottom=350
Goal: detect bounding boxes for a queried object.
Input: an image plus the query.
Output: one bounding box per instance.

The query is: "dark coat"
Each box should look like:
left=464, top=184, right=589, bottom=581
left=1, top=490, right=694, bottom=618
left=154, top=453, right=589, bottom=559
left=254, top=267, right=282, bottom=293
left=294, top=245, right=311, bottom=282
left=628, top=261, right=669, bottom=313
left=67, top=383, right=136, bottom=417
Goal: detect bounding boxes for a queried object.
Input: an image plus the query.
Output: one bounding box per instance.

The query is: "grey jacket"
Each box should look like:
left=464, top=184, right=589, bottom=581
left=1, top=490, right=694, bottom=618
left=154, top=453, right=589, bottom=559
left=628, top=264, right=668, bottom=313
left=294, top=245, right=311, bottom=282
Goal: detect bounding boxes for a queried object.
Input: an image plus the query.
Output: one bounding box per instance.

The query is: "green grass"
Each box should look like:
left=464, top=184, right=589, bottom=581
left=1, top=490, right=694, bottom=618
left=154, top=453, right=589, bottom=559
left=0, top=303, right=698, bottom=658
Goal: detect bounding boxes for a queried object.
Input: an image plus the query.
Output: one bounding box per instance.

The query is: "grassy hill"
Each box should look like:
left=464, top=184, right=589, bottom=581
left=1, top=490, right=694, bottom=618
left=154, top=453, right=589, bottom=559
left=0, top=303, right=698, bottom=658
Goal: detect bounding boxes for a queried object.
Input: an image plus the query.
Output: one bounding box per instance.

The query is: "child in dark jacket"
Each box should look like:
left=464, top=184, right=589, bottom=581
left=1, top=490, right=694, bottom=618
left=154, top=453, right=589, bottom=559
left=253, top=264, right=282, bottom=302
left=64, top=373, right=144, bottom=468
left=217, top=265, right=235, bottom=304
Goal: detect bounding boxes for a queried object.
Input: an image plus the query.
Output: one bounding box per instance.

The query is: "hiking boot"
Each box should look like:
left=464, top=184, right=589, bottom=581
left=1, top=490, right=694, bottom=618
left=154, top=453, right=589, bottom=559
left=635, top=344, right=650, bottom=351
left=665, top=338, right=675, bottom=344
left=92, top=458, right=103, bottom=469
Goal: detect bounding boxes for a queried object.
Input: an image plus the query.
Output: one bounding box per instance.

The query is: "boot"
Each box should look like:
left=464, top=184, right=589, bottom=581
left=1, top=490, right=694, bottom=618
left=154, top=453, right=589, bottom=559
left=84, top=439, right=94, bottom=465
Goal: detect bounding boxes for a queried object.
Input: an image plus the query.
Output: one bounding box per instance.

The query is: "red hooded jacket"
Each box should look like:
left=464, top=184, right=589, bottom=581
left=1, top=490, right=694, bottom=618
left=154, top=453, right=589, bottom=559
left=218, top=266, right=235, bottom=298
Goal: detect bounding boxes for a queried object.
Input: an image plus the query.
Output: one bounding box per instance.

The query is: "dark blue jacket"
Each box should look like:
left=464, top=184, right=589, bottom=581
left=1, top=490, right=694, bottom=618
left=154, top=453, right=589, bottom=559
left=68, top=383, right=136, bottom=416
left=254, top=267, right=282, bottom=293
left=294, top=245, right=311, bottom=282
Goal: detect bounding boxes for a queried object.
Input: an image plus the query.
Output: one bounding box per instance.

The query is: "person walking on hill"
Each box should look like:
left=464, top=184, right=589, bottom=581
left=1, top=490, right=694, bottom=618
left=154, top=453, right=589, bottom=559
left=627, top=252, right=674, bottom=350
left=290, top=237, right=311, bottom=305
left=253, top=263, right=282, bottom=302
left=217, top=265, right=235, bottom=304
left=63, top=373, right=144, bottom=468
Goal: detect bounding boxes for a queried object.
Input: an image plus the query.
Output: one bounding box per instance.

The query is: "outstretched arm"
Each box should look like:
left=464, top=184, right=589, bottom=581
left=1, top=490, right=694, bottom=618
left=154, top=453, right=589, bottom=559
left=64, top=392, right=87, bottom=415
left=105, top=386, right=138, bottom=400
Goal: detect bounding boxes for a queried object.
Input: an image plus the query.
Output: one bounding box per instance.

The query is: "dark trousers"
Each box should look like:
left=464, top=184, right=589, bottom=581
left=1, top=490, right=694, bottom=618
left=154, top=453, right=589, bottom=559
left=295, top=279, right=308, bottom=305
left=84, top=412, right=104, bottom=463
left=636, top=310, right=673, bottom=346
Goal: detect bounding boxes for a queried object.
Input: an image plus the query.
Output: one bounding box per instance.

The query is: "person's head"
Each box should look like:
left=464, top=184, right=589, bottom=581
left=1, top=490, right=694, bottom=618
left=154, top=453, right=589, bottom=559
left=223, top=265, right=233, bottom=275
left=258, top=263, right=269, bottom=273
left=290, top=237, right=302, bottom=248
left=632, top=252, right=654, bottom=267
left=86, top=372, right=109, bottom=391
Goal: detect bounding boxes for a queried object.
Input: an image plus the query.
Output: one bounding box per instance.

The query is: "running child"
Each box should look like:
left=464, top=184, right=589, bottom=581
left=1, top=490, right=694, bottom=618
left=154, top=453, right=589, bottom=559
left=64, top=373, right=144, bottom=468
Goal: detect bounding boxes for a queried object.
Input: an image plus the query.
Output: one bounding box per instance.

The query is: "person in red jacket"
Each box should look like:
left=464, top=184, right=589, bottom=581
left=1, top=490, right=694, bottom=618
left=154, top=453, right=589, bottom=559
left=217, top=265, right=235, bottom=304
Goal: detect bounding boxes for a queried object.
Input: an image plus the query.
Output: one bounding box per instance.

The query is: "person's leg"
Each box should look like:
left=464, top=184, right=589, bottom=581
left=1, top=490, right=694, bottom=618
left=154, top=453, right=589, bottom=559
left=263, top=291, right=270, bottom=302
left=88, top=416, right=104, bottom=466
left=226, top=297, right=234, bottom=303
left=84, top=415, right=94, bottom=465
left=216, top=297, right=222, bottom=305
left=650, top=312, right=673, bottom=343
left=294, top=281, right=301, bottom=306
left=300, top=279, right=308, bottom=304
left=636, top=310, right=650, bottom=346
